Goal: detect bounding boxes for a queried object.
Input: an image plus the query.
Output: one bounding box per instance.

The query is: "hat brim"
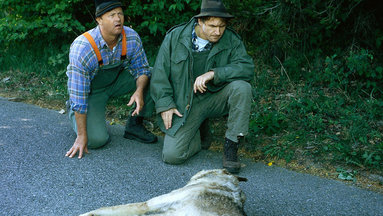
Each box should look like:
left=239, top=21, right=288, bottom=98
left=194, top=12, right=234, bottom=18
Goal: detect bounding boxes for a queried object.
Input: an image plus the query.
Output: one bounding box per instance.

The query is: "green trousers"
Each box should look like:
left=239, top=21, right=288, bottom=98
left=162, top=80, right=252, bottom=164
left=68, top=69, right=154, bottom=149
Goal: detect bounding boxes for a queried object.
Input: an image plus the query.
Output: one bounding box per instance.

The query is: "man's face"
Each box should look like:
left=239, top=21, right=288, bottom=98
left=198, top=17, right=227, bottom=43
left=97, top=7, right=124, bottom=37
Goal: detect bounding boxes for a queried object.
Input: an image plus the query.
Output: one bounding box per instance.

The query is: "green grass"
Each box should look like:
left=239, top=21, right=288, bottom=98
left=247, top=61, right=383, bottom=171
left=0, top=43, right=68, bottom=106
left=1, top=43, right=382, bottom=192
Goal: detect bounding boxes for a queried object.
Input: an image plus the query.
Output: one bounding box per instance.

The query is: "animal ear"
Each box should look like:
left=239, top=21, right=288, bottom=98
left=236, top=176, right=248, bottom=182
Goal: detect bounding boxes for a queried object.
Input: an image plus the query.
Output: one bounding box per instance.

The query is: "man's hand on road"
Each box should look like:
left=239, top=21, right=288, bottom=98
left=193, top=71, right=214, bottom=93
left=65, top=135, right=89, bottom=159
left=161, top=108, right=183, bottom=130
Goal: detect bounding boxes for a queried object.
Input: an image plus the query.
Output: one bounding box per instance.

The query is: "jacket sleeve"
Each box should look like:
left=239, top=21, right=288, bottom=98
left=212, top=39, right=254, bottom=86
left=150, top=34, right=177, bottom=114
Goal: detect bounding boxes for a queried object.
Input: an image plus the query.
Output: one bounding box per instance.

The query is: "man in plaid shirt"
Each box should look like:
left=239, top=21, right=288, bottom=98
left=66, top=0, right=157, bottom=159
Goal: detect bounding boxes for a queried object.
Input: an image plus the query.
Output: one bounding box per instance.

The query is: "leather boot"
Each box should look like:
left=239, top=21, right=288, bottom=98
left=223, top=137, right=241, bottom=174
left=200, top=119, right=212, bottom=150
left=124, top=116, right=158, bottom=143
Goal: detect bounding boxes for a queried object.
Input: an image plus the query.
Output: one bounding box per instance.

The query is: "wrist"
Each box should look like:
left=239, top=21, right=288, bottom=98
left=135, top=87, right=145, bottom=93
left=77, top=133, right=88, bottom=139
left=208, top=71, right=214, bottom=79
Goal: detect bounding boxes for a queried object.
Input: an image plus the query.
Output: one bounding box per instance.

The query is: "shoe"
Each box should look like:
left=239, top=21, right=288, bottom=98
left=223, top=137, right=241, bottom=174
left=124, top=116, right=158, bottom=143
left=200, top=119, right=212, bottom=150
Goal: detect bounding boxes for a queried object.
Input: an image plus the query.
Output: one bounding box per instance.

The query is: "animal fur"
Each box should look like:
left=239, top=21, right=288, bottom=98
left=79, top=169, right=247, bottom=216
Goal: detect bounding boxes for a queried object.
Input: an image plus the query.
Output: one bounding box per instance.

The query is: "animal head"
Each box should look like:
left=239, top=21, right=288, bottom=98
left=186, top=169, right=247, bottom=214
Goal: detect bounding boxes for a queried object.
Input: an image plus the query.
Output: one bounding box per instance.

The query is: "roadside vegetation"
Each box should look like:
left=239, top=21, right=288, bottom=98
left=1, top=0, right=382, bottom=192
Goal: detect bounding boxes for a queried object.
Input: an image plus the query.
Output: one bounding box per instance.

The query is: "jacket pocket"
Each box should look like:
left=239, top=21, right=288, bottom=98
left=170, top=52, right=189, bottom=84
left=171, top=51, right=188, bottom=64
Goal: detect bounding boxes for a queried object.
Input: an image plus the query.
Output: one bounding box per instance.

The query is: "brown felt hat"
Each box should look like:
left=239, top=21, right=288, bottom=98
left=194, top=0, right=234, bottom=18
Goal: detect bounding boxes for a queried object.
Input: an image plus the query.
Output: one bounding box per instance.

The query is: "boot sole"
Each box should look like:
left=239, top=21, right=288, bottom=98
left=223, top=166, right=240, bottom=174
left=223, top=159, right=241, bottom=174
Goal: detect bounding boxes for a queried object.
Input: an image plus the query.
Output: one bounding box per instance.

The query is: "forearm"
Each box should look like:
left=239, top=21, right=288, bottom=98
left=150, top=36, right=176, bottom=113
left=74, top=112, right=87, bottom=138
left=136, top=75, right=149, bottom=92
left=212, top=43, right=254, bottom=85
left=66, top=112, right=88, bottom=158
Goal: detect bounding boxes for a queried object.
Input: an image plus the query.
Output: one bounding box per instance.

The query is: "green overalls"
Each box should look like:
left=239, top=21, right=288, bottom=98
left=69, top=30, right=153, bottom=149
left=162, top=50, right=252, bottom=164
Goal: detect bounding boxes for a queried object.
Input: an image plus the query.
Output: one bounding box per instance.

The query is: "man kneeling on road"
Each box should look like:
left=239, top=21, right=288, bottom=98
left=150, top=0, right=254, bottom=173
left=65, top=0, right=157, bottom=159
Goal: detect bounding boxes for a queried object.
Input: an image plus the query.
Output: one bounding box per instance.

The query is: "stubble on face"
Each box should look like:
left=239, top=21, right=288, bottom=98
left=197, top=17, right=227, bottom=43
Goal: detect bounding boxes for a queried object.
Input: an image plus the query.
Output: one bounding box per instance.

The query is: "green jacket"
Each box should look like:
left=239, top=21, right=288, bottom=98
left=150, top=18, right=255, bottom=136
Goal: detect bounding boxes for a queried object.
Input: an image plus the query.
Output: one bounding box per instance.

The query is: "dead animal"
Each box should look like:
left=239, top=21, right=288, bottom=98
left=80, top=169, right=248, bottom=216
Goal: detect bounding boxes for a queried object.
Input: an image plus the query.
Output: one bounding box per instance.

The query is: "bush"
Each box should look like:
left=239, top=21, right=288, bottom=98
left=2, top=0, right=382, bottom=63
left=0, top=0, right=87, bottom=45
left=322, top=49, right=383, bottom=95
left=124, top=0, right=200, bottom=62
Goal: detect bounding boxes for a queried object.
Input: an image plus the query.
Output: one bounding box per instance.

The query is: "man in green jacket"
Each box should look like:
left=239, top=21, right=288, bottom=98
left=150, top=0, right=254, bottom=173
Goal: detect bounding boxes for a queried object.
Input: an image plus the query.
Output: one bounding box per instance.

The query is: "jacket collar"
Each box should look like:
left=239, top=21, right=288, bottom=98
left=177, top=18, right=232, bottom=53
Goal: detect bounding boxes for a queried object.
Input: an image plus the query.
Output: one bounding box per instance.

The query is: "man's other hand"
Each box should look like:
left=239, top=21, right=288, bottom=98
left=161, top=108, right=183, bottom=129
left=127, top=90, right=144, bottom=116
left=193, top=71, right=214, bottom=93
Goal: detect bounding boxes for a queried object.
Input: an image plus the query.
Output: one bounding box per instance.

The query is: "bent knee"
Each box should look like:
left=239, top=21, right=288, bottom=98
left=230, top=80, right=252, bottom=94
left=87, top=134, right=109, bottom=149
left=226, top=81, right=252, bottom=101
left=162, top=150, right=188, bottom=165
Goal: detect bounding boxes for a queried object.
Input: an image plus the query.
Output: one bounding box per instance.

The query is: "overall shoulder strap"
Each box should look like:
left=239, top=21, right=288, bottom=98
left=82, top=32, right=103, bottom=66
left=83, top=29, right=126, bottom=65
left=121, top=28, right=127, bottom=60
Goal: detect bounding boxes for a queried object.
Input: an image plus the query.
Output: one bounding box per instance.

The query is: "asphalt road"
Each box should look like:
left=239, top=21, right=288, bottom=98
left=1, top=97, right=382, bottom=216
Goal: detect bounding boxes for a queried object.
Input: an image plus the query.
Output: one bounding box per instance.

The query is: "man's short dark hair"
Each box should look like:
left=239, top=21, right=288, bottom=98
left=198, top=16, right=230, bottom=25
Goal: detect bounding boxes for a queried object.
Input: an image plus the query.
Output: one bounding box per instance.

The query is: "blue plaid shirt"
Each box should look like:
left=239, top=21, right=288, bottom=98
left=66, top=26, right=151, bottom=114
